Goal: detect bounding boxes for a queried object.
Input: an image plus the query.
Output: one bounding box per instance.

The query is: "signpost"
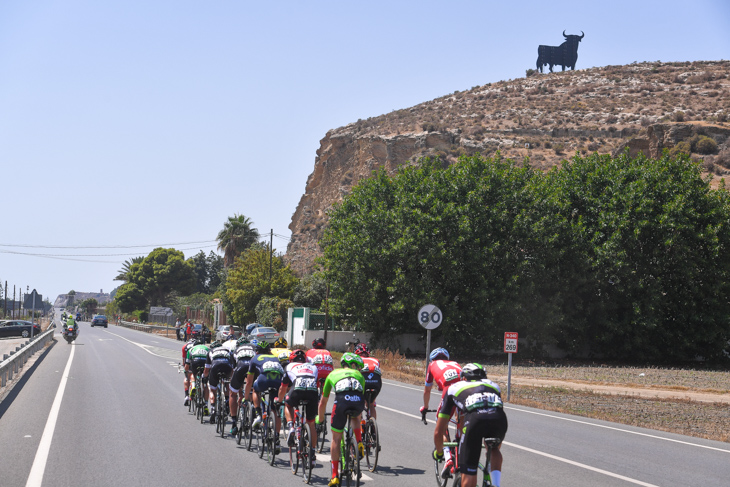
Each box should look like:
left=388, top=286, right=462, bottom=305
left=418, top=304, right=442, bottom=359
left=504, top=332, right=518, bottom=401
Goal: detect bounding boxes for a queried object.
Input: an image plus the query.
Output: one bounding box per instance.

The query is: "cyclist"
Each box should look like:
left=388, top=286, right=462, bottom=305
left=243, top=339, right=285, bottom=453
left=278, top=349, right=319, bottom=454
left=433, top=364, right=507, bottom=487
left=271, top=336, right=290, bottom=357
left=421, top=347, right=462, bottom=476
left=228, top=337, right=256, bottom=436
left=306, top=337, right=334, bottom=390
left=316, top=352, right=366, bottom=487
left=182, top=337, right=197, bottom=406
left=186, top=338, right=211, bottom=415
left=206, top=340, right=235, bottom=424
left=354, top=343, right=382, bottom=420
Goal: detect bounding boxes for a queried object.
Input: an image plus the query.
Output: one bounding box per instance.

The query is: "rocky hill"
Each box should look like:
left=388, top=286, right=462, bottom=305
left=285, top=61, right=730, bottom=276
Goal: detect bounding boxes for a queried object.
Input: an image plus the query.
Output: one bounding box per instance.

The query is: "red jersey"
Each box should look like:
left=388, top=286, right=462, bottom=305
left=305, top=349, right=334, bottom=382
left=362, top=357, right=381, bottom=376
left=425, top=360, right=462, bottom=390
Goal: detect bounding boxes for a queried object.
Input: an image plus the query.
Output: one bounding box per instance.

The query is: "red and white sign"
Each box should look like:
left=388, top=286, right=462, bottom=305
left=504, top=332, right=518, bottom=353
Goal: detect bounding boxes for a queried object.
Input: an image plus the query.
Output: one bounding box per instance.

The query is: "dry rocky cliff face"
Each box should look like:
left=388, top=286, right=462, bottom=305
left=285, top=61, right=730, bottom=276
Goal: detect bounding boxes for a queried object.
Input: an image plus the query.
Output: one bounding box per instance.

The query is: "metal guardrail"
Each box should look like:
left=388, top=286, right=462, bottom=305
left=117, top=320, right=179, bottom=339
left=0, top=327, right=55, bottom=388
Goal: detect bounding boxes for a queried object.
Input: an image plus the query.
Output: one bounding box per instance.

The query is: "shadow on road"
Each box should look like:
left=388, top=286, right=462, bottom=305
left=371, top=464, right=427, bottom=476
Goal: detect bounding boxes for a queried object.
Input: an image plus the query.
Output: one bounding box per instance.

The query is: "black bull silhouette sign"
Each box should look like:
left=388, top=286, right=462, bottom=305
left=537, top=31, right=584, bottom=73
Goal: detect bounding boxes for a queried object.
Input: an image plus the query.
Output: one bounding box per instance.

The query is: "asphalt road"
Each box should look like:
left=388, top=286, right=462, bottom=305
left=0, top=319, right=729, bottom=486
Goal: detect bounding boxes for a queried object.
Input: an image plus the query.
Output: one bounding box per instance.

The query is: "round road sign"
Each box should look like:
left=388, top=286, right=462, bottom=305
left=418, top=304, right=442, bottom=330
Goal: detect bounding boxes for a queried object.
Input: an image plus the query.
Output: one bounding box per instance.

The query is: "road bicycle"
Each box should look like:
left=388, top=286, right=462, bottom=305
left=289, top=401, right=314, bottom=484
left=423, top=409, right=501, bottom=487
left=213, top=373, right=231, bottom=438
left=236, top=398, right=253, bottom=446
left=339, top=410, right=362, bottom=487
left=362, top=389, right=380, bottom=472
left=316, top=382, right=331, bottom=453
left=255, top=387, right=281, bottom=466
left=194, top=371, right=206, bottom=423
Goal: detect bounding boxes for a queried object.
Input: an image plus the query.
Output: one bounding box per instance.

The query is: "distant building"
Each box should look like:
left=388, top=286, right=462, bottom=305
left=54, top=292, right=112, bottom=308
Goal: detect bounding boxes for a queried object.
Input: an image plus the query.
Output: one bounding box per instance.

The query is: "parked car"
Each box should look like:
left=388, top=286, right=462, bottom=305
left=247, top=326, right=280, bottom=342
left=215, top=325, right=239, bottom=342
left=191, top=323, right=212, bottom=343
left=0, top=320, right=42, bottom=339
left=91, top=315, right=108, bottom=328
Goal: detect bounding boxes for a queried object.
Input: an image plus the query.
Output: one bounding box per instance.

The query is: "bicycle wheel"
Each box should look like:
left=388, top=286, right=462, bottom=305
left=266, top=410, right=277, bottom=466
left=189, top=387, right=195, bottom=414
left=302, top=425, right=313, bottom=484
left=452, top=473, right=462, bottom=487
left=317, top=420, right=327, bottom=453
left=434, top=456, right=449, bottom=487
left=247, top=407, right=258, bottom=452
left=289, top=417, right=300, bottom=474
left=364, top=418, right=379, bottom=472
left=236, top=402, right=247, bottom=445
left=258, top=411, right=267, bottom=459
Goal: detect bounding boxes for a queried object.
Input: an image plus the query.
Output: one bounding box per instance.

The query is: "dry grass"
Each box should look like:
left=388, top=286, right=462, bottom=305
left=373, top=349, right=730, bottom=443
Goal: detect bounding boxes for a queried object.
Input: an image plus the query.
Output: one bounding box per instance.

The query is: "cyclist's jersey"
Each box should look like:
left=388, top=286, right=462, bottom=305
left=270, top=347, right=290, bottom=358
left=233, top=344, right=256, bottom=365
left=362, top=357, right=381, bottom=376
left=321, top=368, right=365, bottom=398
left=438, top=379, right=503, bottom=419
left=206, top=346, right=234, bottom=367
left=186, top=344, right=210, bottom=365
left=247, top=353, right=285, bottom=381
left=222, top=339, right=237, bottom=352
left=283, top=362, right=319, bottom=391
left=182, top=340, right=196, bottom=362
left=306, top=349, right=334, bottom=382
left=425, top=360, right=462, bottom=391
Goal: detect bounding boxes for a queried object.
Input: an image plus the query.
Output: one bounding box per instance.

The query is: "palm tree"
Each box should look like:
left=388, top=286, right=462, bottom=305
left=217, top=214, right=260, bottom=267
left=114, top=256, right=144, bottom=281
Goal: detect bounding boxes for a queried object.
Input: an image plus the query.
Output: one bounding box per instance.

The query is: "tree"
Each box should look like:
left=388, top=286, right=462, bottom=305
left=79, top=298, right=98, bottom=314
left=128, top=248, right=196, bottom=306
left=114, top=256, right=144, bottom=282
left=255, top=296, right=295, bottom=330
left=226, top=247, right=298, bottom=325
left=207, top=251, right=224, bottom=292
left=190, top=251, right=209, bottom=294
left=217, top=214, right=260, bottom=267
left=115, top=283, right=146, bottom=313
left=293, top=271, right=328, bottom=310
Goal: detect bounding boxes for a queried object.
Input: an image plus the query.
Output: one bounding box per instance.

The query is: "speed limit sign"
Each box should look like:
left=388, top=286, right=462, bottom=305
left=418, top=304, right=442, bottom=330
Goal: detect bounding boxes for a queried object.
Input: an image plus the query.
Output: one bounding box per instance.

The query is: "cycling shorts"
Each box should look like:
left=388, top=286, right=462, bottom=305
left=208, top=362, right=233, bottom=390
left=190, top=359, right=207, bottom=378
left=229, top=362, right=251, bottom=393
left=253, top=376, right=282, bottom=396
left=458, top=408, right=508, bottom=475
left=285, top=389, right=319, bottom=422
left=330, top=391, right=365, bottom=433
left=363, top=373, right=382, bottom=403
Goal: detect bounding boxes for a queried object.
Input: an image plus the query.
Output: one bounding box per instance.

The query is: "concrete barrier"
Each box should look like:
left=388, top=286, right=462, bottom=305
left=0, top=327, right=55, bottom=389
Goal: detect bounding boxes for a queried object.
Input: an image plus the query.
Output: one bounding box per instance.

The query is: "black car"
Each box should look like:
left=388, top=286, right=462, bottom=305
left=91, top=315, right=108, bottom=328
left=191, top=323, right=212, bottom=343
left=0, top=320, right=42, bottom=339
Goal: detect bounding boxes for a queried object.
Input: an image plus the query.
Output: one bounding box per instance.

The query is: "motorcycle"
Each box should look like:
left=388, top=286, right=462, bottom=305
left=63, top=325, right=78, bottom=344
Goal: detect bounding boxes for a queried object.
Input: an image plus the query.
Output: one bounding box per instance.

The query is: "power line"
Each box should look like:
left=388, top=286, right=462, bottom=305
left=0, top=245, right=218, bottom=259
left=0, top=239, right=218, bottom=249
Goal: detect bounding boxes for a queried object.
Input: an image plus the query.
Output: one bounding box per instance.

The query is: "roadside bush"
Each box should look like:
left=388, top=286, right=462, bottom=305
left=695, top=136, right=718, bottom=155
left=668, top=141, right=691, bottom=158
left=673, top=111, right=685, bottom=122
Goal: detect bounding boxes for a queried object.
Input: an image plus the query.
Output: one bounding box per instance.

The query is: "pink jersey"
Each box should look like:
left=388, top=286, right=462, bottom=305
left=425, top=360, right=462, bottom=390
left=305, top=349, right=334, bottom=382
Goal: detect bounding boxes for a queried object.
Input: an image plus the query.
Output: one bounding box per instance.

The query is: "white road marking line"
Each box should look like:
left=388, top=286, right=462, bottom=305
left=382, top=379, right=729, bottom=453
left=26, top=344, right=75, bottom=487
left=102, top=330, right=178, bottom=359
left=508, top=406, right=730, bottom=454
left=377, top=404, right=658, bottom=486
left=313, top=453, right=373, bottom=481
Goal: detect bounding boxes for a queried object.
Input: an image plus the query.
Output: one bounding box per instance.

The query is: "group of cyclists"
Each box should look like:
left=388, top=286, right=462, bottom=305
left=181, top=334, right=383, bottom=487
left=180, top=332, right=507, bottom=487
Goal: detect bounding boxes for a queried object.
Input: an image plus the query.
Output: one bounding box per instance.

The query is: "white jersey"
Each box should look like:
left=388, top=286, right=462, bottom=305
left=283, top=362, right=319, bottom=391
left=223, top=339, right=237, bottom=352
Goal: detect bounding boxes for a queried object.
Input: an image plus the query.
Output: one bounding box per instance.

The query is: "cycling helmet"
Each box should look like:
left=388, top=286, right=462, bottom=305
left=354, top=343, right=370, bottom=357
left=312, top=337, right=326, bottom=349
left=340, top=352, right=365, bottom=370
left=277, top=350, right=290, bottom=364
left=429, top=347, right=449, bottom=362
left=274, top=337, right=288, bottom=348
left=236, top=336, right=250, bottom=346
left=210, top=340, right=222, bottom=349
left=255, top=340, right=271, bottom=353
left=289, top=349, right=307, bottom=363
left=193, top=337, right=204, bottom=346
left=460, top=363, right=487, bottom=381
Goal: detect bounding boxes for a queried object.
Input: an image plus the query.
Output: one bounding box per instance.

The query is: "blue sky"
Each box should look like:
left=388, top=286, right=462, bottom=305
left=1, top=0, right=728, bottom=303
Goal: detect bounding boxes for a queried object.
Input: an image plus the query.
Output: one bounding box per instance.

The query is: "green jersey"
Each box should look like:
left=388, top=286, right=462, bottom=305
left=187, top=344, right=210, bottom=362
left=321, top=368, right=365, bottom=398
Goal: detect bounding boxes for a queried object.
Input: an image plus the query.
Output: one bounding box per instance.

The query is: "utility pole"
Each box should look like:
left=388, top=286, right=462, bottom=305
left=12, top=285, right=16, bottom=318
left=269, top=229, right=273, bottom=283
left=3, top=281, right=7, bottom=318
